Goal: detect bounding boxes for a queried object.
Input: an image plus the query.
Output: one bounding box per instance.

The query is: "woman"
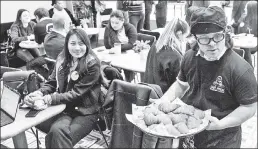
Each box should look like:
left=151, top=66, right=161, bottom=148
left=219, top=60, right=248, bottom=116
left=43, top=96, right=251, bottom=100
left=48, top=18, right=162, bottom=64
left=24, top=29, right=101, bottom=148
left=104, top=10, right=137, bottom=52
left=10, top=9, right=41, bottom=62
left=238, top=1, right=257, bottom=66
left=142, top=17, right=190, bottom=148
left=144, top=17, right=190, bottom=93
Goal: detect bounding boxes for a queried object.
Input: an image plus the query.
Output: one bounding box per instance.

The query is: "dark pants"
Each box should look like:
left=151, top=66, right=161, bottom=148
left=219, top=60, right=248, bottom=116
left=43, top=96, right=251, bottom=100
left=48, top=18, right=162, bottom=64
left=36, top=112, right=97, bottom=148
left=16, top=48, right=41, bottom=62
left=144, top=11, right=152, bottom=30
left=0, top=51, right=9, bottom=66
left=129, top=11, right=145, bottom=32
left=156, top=17, right=167, bottom=28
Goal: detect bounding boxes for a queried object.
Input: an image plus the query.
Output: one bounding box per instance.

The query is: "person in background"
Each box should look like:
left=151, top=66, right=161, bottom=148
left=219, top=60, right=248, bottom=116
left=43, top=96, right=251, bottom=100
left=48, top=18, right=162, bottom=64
left=185, top=0, right=210, bottom=13
left=144, top=17, right=190, bottom=94
left=143, top=0, right=154, bottom=30
left=127, top=0, right=145, bottom=32
left=104, top=10, right=137, bottom=52
left=44, top=13, right=66, bottom=59
left=34, top=8, right=53, bottom=44
left=10, top=9, right=41, bottom=62
left=116, top=0, right=129, bottom=23
left=24, top=28, right=101, bottom=148
left=49, top=0, right=80, bottom=32
left=158, top=6, right=257, bottom=148
left=237, top=1, right=257, bottom=66
left=231, top=1, right=249, bottom=34
left=155, top=0, right=168, bottom=28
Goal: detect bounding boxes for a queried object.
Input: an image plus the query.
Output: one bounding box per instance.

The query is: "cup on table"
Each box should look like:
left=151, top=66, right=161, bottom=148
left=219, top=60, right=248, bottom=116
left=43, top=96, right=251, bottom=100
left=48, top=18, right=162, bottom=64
left=110, top=43, right=121, bottom=54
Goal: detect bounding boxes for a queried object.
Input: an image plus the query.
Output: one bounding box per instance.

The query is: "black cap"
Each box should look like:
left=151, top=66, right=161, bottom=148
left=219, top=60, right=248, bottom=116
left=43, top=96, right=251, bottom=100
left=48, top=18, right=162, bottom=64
left=190, top=6, right=227, bottom=34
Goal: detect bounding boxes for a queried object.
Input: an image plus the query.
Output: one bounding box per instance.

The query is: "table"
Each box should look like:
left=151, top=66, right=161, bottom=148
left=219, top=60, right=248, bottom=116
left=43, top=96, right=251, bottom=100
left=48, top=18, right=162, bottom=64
left=93, top=46, right=147, bottom=73
left=232, top=34, right=257, bottom=49
left=1, top=104, right=66, bottom=148
left=19, top=41, right=41, bottom=49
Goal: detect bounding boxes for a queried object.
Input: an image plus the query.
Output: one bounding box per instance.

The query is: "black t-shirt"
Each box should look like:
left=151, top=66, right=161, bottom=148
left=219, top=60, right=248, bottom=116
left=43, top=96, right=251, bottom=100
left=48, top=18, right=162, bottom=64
left=178, top=49, right=257, bottom=148
left=34, top=19, right=53, bottom=44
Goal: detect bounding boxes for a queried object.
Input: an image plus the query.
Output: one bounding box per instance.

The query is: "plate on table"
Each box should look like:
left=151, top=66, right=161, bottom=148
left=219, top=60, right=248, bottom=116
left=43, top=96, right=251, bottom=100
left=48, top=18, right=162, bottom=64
left=126, top=98, right=211, bottom=139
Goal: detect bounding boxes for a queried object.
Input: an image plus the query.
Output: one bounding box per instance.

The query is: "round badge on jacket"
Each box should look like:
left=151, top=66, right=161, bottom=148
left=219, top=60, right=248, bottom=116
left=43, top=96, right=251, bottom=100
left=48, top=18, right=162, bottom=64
left=70, top=71, right=79, bottom=81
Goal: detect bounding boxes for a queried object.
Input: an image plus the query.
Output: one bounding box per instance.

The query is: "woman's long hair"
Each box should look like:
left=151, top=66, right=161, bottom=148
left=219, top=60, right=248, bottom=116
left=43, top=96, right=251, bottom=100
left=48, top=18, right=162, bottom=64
left=244, top=1, right=257, bottom=34
left=15, top=9, right=29, bottom=24
left=61, top=28, right=93, bottom=71
left=155, top=17, right=190, bottom=53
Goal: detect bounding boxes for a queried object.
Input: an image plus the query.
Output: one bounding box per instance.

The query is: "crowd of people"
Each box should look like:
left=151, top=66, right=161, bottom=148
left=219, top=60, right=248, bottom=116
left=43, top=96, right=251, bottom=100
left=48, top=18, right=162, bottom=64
left=1, top=0, right=257, bottom=148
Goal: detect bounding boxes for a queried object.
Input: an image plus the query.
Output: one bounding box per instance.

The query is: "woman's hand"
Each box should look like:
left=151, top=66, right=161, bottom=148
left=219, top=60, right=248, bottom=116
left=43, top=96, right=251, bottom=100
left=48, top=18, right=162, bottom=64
left=24, top=91, right=43, bottom=107
left=27, top=34, right=35, bottom=41
left=206, top=115, right=223, bottom=130
left=33, top=99, right=48, bottom=110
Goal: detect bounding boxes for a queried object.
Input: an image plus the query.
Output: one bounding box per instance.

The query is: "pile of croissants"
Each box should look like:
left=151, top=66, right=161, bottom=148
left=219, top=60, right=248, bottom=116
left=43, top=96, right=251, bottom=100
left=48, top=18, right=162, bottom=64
left=141, top=101, right=205, bottom=136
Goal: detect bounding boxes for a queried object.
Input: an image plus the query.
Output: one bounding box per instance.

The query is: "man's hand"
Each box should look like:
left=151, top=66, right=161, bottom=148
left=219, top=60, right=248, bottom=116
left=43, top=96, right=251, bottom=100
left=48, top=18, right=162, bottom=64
left=206, top=115, right=223, bottom=130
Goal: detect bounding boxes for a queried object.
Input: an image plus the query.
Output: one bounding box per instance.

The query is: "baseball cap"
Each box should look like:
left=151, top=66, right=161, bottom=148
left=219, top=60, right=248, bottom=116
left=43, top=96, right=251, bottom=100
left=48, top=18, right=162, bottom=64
left=190, top=6, right=227, bottom=34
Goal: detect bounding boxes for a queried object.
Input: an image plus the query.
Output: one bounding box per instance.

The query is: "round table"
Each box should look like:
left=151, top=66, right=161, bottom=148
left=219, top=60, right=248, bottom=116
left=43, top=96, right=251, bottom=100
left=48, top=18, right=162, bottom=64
left=19, top=41, right=41, bottom=49
left=232, top=35, right=257, bottom=49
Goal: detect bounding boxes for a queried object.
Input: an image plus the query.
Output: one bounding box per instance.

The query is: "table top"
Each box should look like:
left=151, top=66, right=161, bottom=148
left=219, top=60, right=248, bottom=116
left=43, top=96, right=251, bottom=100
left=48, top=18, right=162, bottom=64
left=93, top=46, right=147, bottom=73
left=232, top=34, right=257, bottom=49
left=1, top=104, right=66, bottom=140
left=19, top=40, right=41, bottom=49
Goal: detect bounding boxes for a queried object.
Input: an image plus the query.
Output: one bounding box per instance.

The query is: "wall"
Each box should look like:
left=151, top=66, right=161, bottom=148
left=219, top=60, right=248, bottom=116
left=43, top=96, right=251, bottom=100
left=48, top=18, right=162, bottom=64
left=0, top=1, right=60, bottom=23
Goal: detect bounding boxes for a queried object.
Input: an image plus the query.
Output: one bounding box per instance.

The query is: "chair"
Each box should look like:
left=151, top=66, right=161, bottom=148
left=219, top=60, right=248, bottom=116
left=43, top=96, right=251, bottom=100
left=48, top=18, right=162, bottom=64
left=100, top=8, right=112, bottom=28
left=139, top=29, right=161, bottom=40
left=0, top=66, right=22, bottom=78
left=137, top=33, right=156, bottom=47
left=106, top=79, right=163, bottom=148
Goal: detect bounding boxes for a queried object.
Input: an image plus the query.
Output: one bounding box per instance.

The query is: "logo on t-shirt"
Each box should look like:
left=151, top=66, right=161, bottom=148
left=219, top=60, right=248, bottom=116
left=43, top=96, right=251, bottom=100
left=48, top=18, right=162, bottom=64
left=210, top=76, right=225, bottom=93
left=46, top=23, right=53, bottom=33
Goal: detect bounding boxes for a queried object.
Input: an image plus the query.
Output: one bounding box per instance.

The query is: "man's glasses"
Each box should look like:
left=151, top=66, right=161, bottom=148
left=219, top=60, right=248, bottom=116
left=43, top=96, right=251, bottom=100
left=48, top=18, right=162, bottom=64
left=196, top=33, right=225, bottom=45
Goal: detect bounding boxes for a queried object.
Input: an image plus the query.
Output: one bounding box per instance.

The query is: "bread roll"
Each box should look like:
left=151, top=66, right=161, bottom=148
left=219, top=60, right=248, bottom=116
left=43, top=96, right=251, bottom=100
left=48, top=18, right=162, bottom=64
left=158, top=102, right=180, bottom=113
left=157, top=114, right=172, bottom=125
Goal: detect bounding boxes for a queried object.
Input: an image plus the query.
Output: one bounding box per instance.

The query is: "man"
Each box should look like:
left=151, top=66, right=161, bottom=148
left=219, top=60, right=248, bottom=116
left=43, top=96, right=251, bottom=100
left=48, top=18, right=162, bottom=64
left=49, top=0, right=80, bottom=32
left=155, top=0, right=167, bottom=28
left=158, top=6, right=257, bottom=148
left=34, top=8, right=53, bottom=44
left=143, top=0, right=154, bottom=30
left=44, top=13, right=66, bottom=59
left=127, top=1, right=145, bottom=32
left=116, top=0, right=129, bottom=23
left=231, top=1, right=249, bottom=34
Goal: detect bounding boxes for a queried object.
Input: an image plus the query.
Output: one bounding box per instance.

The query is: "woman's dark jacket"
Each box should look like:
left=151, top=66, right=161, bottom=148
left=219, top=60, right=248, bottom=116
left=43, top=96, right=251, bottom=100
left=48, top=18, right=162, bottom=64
left=10, top=21, right=36, bottom=44
left=104, top=22, right=137, bottom=51
left=39, top=50, right=101, bottom=115
left=49, top=8, right=80, bottom=26
left=144, top=41, right=182, bottom=93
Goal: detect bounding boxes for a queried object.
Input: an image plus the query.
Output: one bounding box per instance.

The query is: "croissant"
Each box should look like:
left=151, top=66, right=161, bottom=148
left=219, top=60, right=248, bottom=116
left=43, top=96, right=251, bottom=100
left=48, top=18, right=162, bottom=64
left=168, top=112, right=188, bottom=124
left=173, top=105, right=195, bottom=115
left=158, top=102, right=181, bottom=113
left=156, top=114, right=172, bottom=125
left=165, top=124, right=181, bottom=136
left=144, top=113, right=159, bottom=126
left=153, top=124, right=168, bottom=135
left=148, top=124, right=159, bottom=130
left=174, top=122, right=189, bottom=134
left=187, top=116, right=202, bottom=129
left=193, top=109, right=205, bottom=119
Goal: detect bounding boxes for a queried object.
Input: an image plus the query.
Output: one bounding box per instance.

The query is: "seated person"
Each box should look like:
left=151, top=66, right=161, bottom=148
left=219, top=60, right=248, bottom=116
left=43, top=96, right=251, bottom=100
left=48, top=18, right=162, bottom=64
left=24, top=28, right=101, bottom=148
left=10, top=9, right=41, bottom=62
left=44, top=13, right=66, bottom=59
left=104, top=10, right=137, bottom=52
left=49, top=0, right=80, bottom=32
left=34, top=8, right=53, bottom=44
left=144, top=17, right=190, bottom=93
left=237, top=1, right=257, bottom=66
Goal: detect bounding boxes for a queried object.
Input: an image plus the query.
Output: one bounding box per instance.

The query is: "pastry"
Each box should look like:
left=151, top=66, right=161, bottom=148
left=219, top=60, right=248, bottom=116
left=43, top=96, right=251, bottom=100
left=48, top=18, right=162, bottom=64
left=144, top=113, right=159, bottom=126
left=187, top=116, right=202, bottom=129
left=144, top=106, right=159, bottom=115
left=168, top=112, right=188, bottom=124
left=165, top=124, right=181, bottom=136
left=193, top=109, right=205, bottom=119
left=173, top=105, right=195, bottom=115
left=158, top=102, right=180, bottom=113
left=174, top=122, right=189, bottom=134
left=157, top=114, right=172, bottom=125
